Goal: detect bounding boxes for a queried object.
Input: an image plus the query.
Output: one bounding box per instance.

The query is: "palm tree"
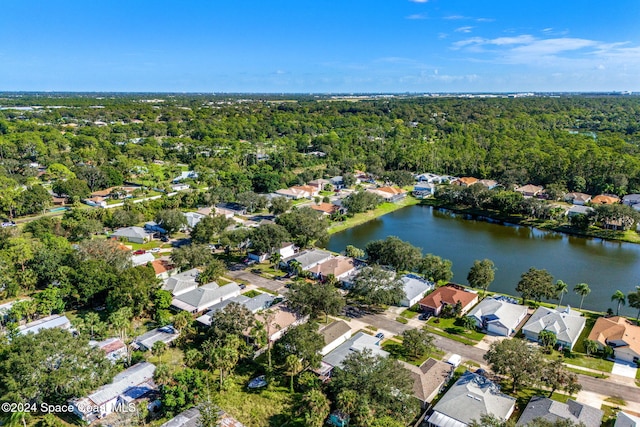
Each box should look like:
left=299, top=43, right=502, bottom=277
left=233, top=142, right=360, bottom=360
left=611, top=290, right=626, bottom=316
left=555, top=280, right=568, bottom=307
left=628, top=286, right=640, bottom=324
left=289, top=260, right=302, bottom=277
left=269, top=252, right=282, bottom=270
left=574, top=283, right=591, bottom=310
left=284, top=354, right=303, bottom=393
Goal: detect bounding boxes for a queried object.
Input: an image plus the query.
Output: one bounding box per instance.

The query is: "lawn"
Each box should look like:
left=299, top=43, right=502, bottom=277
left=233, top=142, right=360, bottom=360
left=561, top=353, right=613, bottom=373
left=382, top=339, right=444, bottom=366
left=400, top=308, right=419, bottom=319
left=426, top=317, right=485, bottom=343
left=327, top=196, right=420, bottom=234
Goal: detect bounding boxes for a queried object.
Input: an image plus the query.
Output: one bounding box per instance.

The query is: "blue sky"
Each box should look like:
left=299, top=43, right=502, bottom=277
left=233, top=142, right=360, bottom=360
left=1, top=0, right=639, bottom=93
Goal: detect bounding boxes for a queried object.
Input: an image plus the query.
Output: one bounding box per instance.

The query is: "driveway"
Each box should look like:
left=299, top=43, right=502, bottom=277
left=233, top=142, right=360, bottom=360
left=226, top=270, right=288, bottom=294
left=611, top=360, right=639, bottom=379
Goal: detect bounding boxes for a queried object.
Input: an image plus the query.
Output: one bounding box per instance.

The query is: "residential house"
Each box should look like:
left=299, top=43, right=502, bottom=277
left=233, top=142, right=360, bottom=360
left=515, top=184, right=544, bottom=198
left=401, top=358, right=453, bottom=408
left=426, top=371, right=516, bottom=427
left=171, top=282, right=242, bottom=314
left=310, top=202, right=341, bottom=216
left=318, top=320, right=353, bottom=355
left=565, top=192, right=592, bottom=205
left=90, top=338, right=127, bottom=363
left=253, top=304, right=308, bottom=342
left=413, top=182, right=436, bottom=199
left=587, top=316, right=640, bottom=364
left=18, top=314, right=72, bottom=336
left=317, top=332, right=388, bottom=378
left=366, top=186, right=407, bottom=202
left=133, top=326, right=180, bottom=351
left=152, top=259, right=174, bottom=280
left=467, top=298, right=528, bottom=336
left=247, top=252, right=269, bottom=262
left=131, top=252, right=155, bottom=267
left=308, top=178, right=331, bottom=192
left=0, top=299, right=23, bottom=322
left=453, top=177, right=479, bottom=187
left=418, top=285, right=479, bottom=317
left=162, top=268, right=200, bottom=296
left=171, top=183, right=190, bottom=192
left=415, top=173, right=445, bottom=184
left=215, top=203, right=247, bottom=216
left=329, top=176, right=344, bottom=189
left=616, top=411, right=640, bottom=427
left=399, top=274, right=434, bottom=307
left=622, top=194, right=640, bottom=209
left=275, top=187, right=313, bottom=199
left=111, top=226, right=153, bottom=244
left=183, top=212, right=206, bottom=228
left=308, top=256, right=356, bottom=282
left=173, top=171, right=198, bottom=183
left=84, top=196, right=108, bottom=208
left=565, top=205, right=594, bottom=217
left=282, top=249, right=333, bottom=272
left=71, top=362, right=156, bottom=423
left=516, top=396, right=603, bottom=427
left=477, top=179, right=499, bottom=189
left=592, top=194, right=620, bottom=205
left=291, top=185, right=320, bottom=198
left=196, top=293, right=276, bottom=326
left=279, top=242, right=296, bottom=259
left=159, top=407, right=246, bottom=427
left=144, top=221, right=167, bottom=235
left=521, top=306, right=586, bottom=351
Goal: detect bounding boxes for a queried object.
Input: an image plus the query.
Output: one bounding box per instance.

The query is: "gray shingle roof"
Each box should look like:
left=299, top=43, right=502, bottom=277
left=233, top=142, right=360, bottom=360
left=160, top=407, right=246, bottom=427
left=522, top=306, right=586, bottom=348
left=319, top=320, right=352, bottom=347
left=162, top=268, right=200, bottom=296
left=322, top=332, right=388, bottom=369
left=18, top=314, right=71, bottom=335
left=467, top=298, right=528, bottom=332
left=428, top=371, right=516, bottom=427
left=111, top=226, right=151, bottom=240
left=283, top=249, right=332, bottom=270
left=616, top=411, right=640, bottom=427
left=516, top=396, right=604, bottom=427
left=172, top=282, right=241, bottom=313
left=81, top=362, right=156, bottom=407
left=400, top=274, right=434, bottom=302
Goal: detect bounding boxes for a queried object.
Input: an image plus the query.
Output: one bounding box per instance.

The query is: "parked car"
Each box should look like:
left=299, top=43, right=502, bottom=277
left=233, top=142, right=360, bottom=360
left=149, top=248, right=160, bottom=253
left=133, top=249, right=146, bottom=255
left=239, top=284, right=247, bottom=290
left=375, top=332, right=385, bottom=340
left=160, top=236, right=169, bottom=242
left=247, top=375, right=268, bottom=389
left=419, top=312, right=432, bottom=321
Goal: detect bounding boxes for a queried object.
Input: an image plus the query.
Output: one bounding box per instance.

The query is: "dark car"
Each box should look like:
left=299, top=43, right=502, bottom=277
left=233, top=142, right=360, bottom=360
left=419, top=312, right=431, bottom=321
left=239, top=284, right=246, bottom=290
left=375, top=332, right=385, bottom=340
left=160, top=236, right=169, bottom=242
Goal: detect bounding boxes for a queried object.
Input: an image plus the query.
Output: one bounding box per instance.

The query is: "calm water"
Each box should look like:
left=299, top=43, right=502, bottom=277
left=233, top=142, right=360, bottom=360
left=328, top=205, right=640, bottom=315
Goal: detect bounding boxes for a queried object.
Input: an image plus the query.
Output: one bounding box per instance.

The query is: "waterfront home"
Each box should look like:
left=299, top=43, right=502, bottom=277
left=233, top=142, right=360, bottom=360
left=588, top=316, right=640, bottom=364
left=565, top=205, right=594, bottom=217
left=133, top=326, right=180, bottom=351
left=71, top=362, right=156, bottom=423
left=591, top=194, right=620, bottom=205
left=516, top=396, right=603, bottom=427
left=366, top=186, right=407, bottom=202
left=110, top=226, right=153, bottom=244
left=565, top=192, right=592, bottom=205
left=467, top=297, right=528, bottom=336
left=318, top=320, right=352, bottom=355
left=413, top=182, right=436, bottom=199
left=515, top=184, right=544, bottom=198
left=426, top=371, right=516, bottom=427
left=399, top=274, right=434, bottom=307
left=18, top=314, right=72, bottom=336
left=171, top=282, right=242, bottom=314
left=162, top=268, right=200, bottom=296
left=521, top=306, right=585, bottom=351
left=310, top=202, right=341, bottom=216
left=401, top=358, right=453, bottom=408
left=418, top=285, right=478, bottom=317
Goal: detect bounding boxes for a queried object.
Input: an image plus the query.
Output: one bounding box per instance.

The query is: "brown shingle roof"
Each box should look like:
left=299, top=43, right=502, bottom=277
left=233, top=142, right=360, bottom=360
left=401, top=358, right=453, bottom=403
left=152, top=259, right=174, bottom=275
left=456, top=177, right=479, bottom=186
left=308, top=257, right=355, bottom=277
left=588, top=316, right=640, bottom=355
left=377, top=186, right=406, bottom=195
left=419, top=285, right=477, bottom=310
left=319, top=320, right=352, bottom=346
left=310, top=203, right=339, bottom=215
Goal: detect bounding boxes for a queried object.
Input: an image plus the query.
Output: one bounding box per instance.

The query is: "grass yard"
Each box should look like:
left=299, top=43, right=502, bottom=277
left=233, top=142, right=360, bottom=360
left=565, top=366, right=608, bottom=379
left=400, top=308, right=419, bottom=319
left=426, top=317, right=485, bottom=343
left=561, top=352, right=614, bottom=373
left=382, top=339, right=444, bottom=366
left=327, top=196, right=420, bottom=234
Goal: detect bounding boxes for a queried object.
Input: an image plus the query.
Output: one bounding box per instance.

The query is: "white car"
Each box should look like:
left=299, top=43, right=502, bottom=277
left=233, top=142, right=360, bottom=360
left=149, top=248, right=161, bottom=253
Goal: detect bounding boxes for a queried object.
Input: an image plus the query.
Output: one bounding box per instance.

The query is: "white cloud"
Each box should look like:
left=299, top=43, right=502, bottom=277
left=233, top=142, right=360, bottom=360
left=406, top=13, right=428, bottom=20
left=454, top=26, right=474, bottom=33
left=409, top=0, right=428, bottom=3
left=444, top=15, right=466, bottom=20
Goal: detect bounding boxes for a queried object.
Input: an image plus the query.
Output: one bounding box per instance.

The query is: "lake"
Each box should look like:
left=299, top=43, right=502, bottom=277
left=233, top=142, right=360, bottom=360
left=328, top=204, right=640, bottom=315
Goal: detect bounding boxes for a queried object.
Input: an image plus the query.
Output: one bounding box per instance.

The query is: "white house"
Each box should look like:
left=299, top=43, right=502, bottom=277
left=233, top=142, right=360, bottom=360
left=588, top=316, right=640, bottom=364
left=71, top=362, right=156, bottom=423
left=171, top=282, right=242, bottom=314
left=318, top=332, right=388, bottom=378
left=183, top=212, right=206, bottom=228
left=279, top=242, right=296, bottom=259
left=131, top=252, right=155, bottom=267
left=318, top=320, right=352, bottom=355
left=521, top=306, right=586, bottom=350
left=162, top=268, right=200, bottom=296
left=133, top=326, right=180, bottom=351
left=399, top=274, right=434, bottom=307
left=18, top=314, right=72, bottom=336
left=616, top=411, right=640, bottom=427
left=413, top=182, right=436, bottom=199
left=467, top=298, right=528, bottom=336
